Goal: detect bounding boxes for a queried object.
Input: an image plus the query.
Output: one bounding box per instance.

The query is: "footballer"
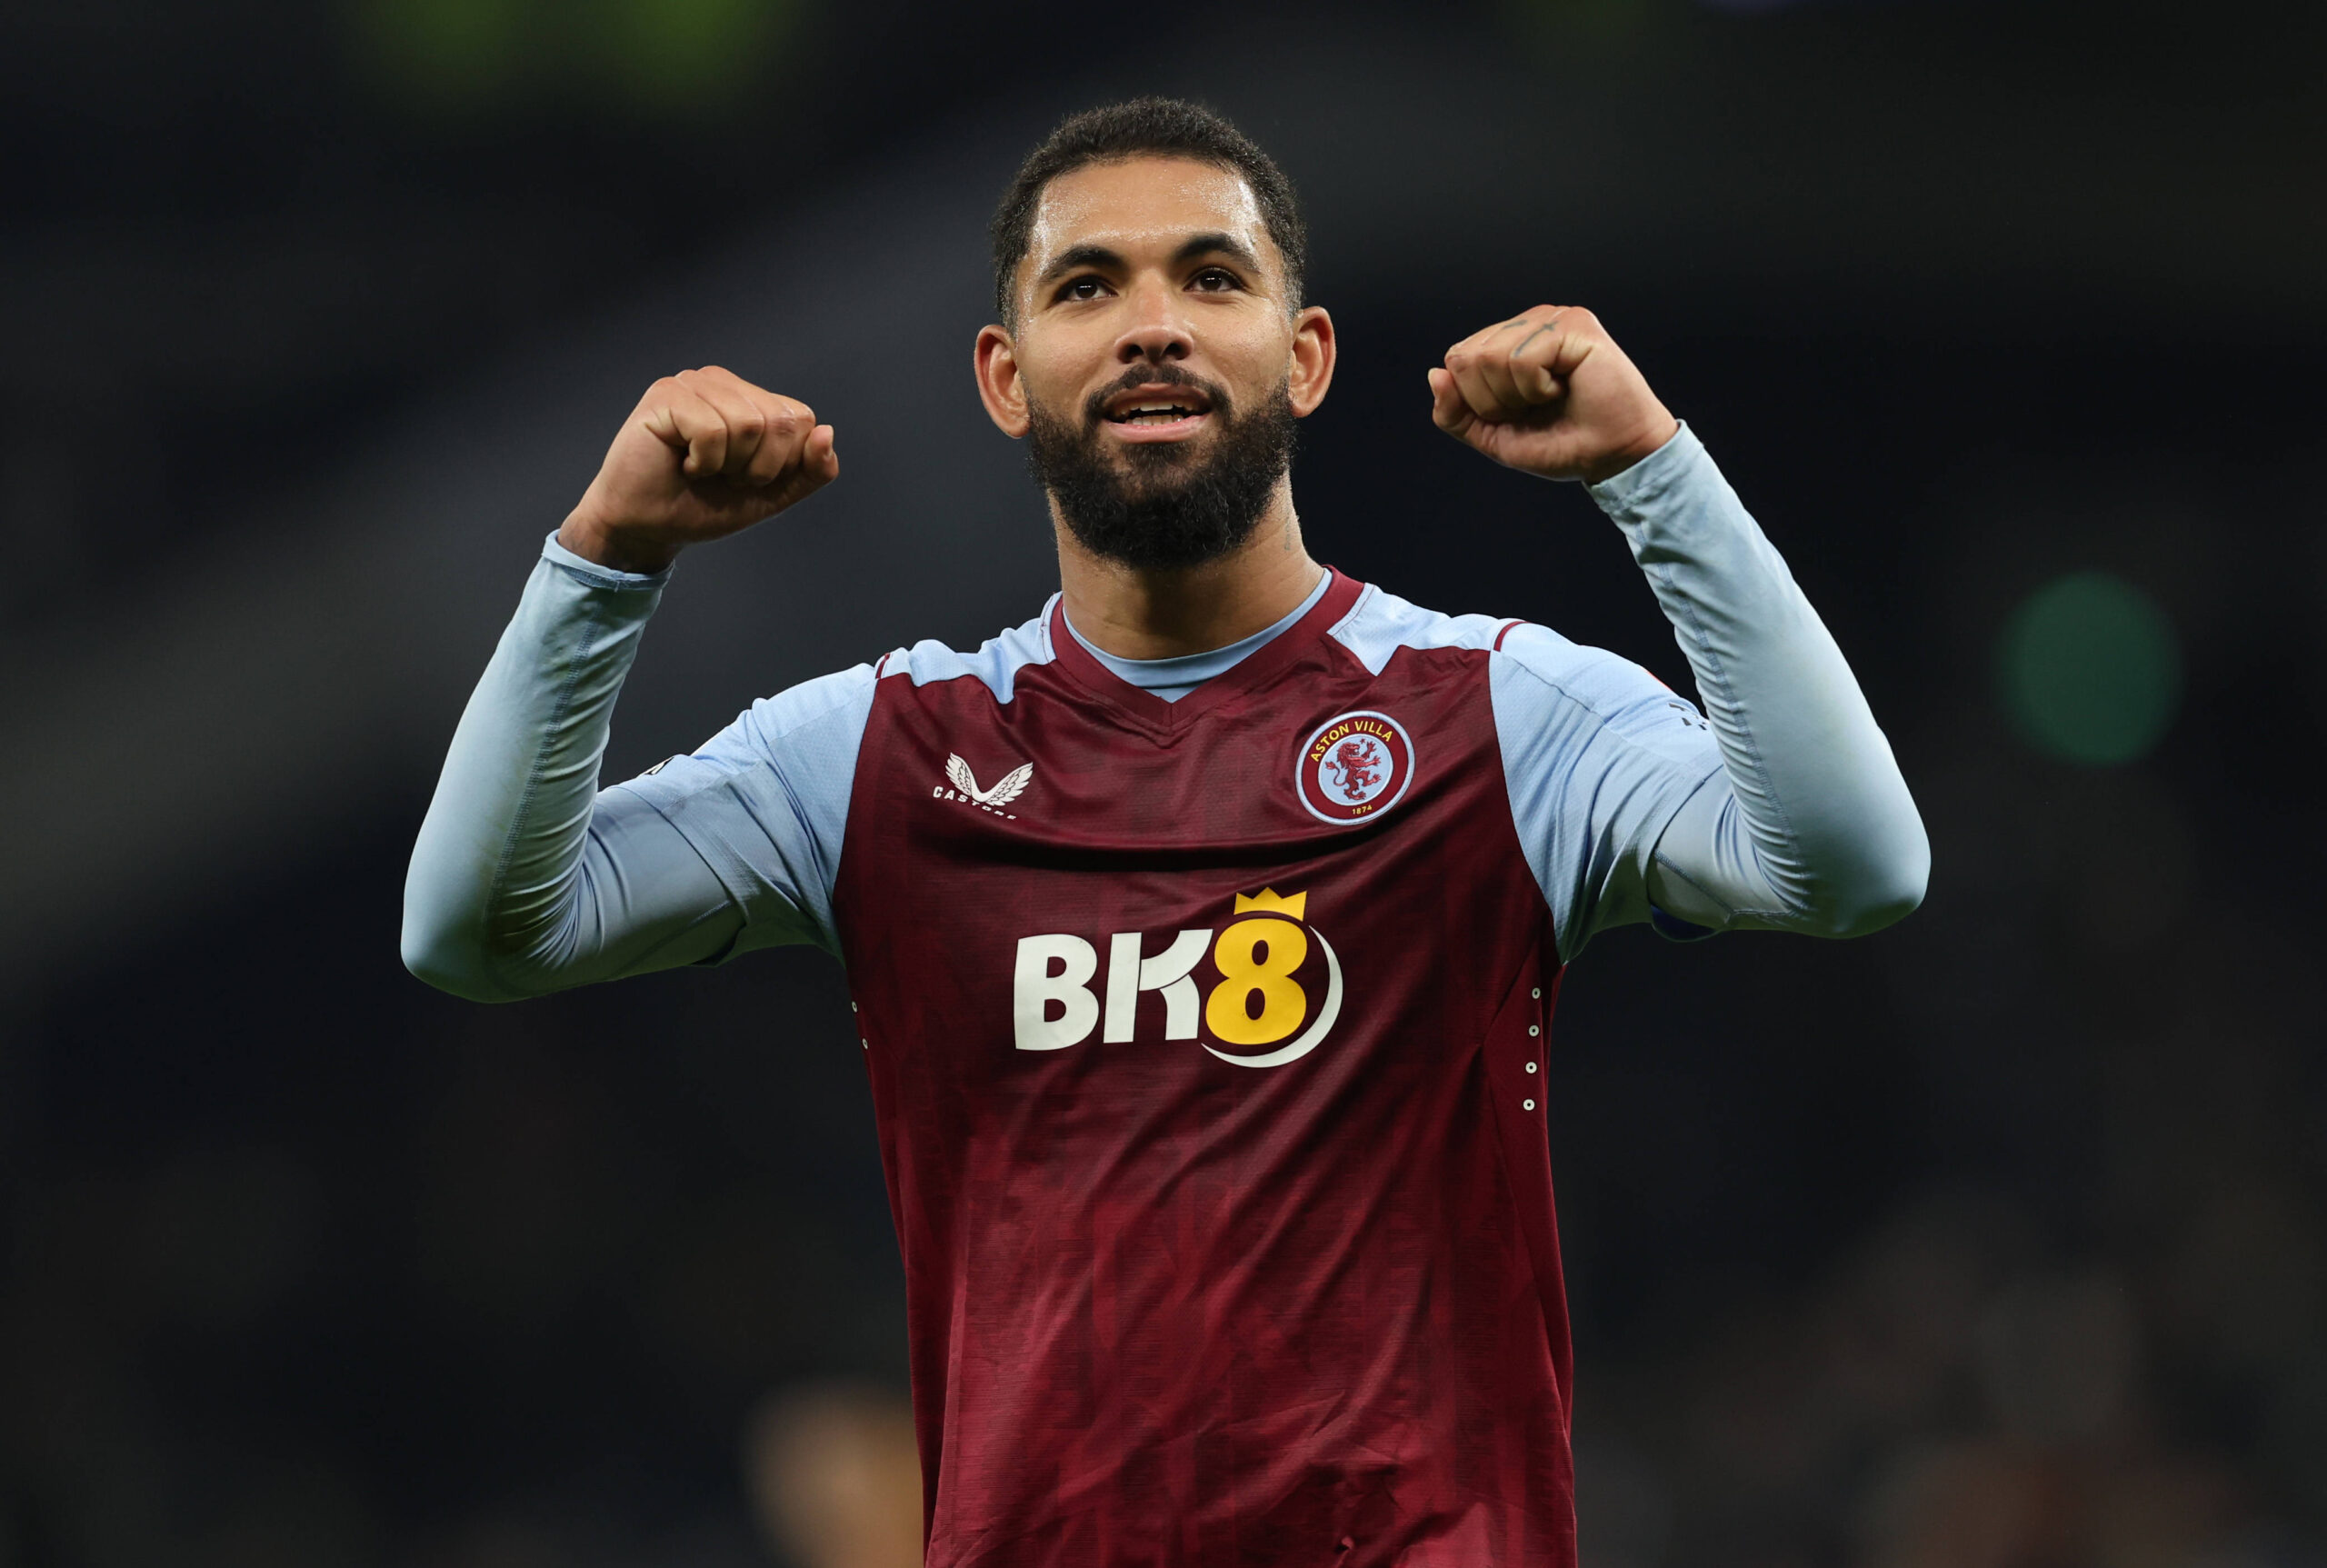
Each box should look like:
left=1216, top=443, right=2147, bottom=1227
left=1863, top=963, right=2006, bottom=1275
left=405, top=99, right=1927, bottom=1568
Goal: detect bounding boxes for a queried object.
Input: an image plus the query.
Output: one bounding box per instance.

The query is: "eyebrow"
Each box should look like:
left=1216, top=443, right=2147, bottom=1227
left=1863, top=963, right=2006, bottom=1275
left=1034, top=243, right=1124, bottom=292
left=1171, top=231, right=1263, bottom=274
left=1033, top=231, right=1267, bottom=294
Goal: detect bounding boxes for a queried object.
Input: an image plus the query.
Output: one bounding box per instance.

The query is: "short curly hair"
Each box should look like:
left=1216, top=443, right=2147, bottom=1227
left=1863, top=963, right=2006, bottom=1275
left=989, top=97, right=1307, bottom=329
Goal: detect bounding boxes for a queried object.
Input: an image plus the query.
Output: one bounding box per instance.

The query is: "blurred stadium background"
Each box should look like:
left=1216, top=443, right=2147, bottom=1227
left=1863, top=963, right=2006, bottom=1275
left=2, top=0, right=2321, bottom=1563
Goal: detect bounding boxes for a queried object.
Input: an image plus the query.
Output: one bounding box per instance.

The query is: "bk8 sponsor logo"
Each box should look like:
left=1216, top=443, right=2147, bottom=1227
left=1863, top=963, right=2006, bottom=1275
left=1012, top=888, right=1344, bottom=1069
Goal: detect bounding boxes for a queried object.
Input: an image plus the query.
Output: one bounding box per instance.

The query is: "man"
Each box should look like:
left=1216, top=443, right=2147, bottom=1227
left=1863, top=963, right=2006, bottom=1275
left=405, top=98, right=1926, bottom=1567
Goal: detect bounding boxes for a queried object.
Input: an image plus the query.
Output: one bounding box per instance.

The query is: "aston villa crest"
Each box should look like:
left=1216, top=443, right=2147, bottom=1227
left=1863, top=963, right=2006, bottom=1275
left=1293, top=711, right=1415, bottom=824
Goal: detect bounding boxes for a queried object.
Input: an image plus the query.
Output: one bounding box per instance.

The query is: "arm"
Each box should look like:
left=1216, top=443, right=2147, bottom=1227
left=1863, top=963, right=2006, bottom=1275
left=402, top=365, right=848, bottom=999
left=1438, top=307, right=1927, bottom=956
left=401, top=541, right=744, bottom=1001
left=1596, top=429, right=1927, bottom=941
left=400, top=534, right=877, bottom=999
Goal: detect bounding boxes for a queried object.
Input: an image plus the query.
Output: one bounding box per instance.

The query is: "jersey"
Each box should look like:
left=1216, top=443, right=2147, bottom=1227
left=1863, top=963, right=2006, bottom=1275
left=403, top=425, right=1933, bottom=1568
left=824, top=570, right=1688, bottom=1567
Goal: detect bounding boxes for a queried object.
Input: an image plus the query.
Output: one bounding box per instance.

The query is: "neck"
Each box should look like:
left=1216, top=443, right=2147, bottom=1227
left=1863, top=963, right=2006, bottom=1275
left=1054, top=479, right=1324, bottom=660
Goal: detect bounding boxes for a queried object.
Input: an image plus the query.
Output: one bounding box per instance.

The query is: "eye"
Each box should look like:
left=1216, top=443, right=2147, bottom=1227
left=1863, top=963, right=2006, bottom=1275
left=1057, top=275, right=1112, bottom=303
left=1190, top=266, right=1242, bottom=293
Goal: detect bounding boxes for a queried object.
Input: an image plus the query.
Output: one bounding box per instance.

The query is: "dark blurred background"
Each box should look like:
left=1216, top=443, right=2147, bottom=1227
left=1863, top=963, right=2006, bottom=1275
left=3, top=0, right=2322, bottom=1563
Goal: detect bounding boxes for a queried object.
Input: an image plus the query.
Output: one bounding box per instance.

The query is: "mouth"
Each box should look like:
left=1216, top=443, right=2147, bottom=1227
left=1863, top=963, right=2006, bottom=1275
left=1100, top=384, right=1214, bottom=442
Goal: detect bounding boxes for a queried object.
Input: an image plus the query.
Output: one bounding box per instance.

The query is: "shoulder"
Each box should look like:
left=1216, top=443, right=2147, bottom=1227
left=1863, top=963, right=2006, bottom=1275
left=1330, top=582, right=1655, bottom=710
left=1490, top=623, right=1685, bottom=724
left=1325, top=582, right=1518, bottom=674
left=750, top=662, right=880, bottom=735
left=1489, top=623, right=1716, bottom=774
left=1343, top=580, right=1711, bottom=750
left=871, top=597, right=1061, bottom=705
left=617, top=663, right=880, bottom=794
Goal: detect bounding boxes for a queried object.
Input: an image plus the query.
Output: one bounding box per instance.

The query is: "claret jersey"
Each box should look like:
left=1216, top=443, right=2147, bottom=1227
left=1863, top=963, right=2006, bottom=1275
left=404, top=427, right=1930, bottom=1568
left=645, top=569, right=1721, bottom=1567
left=864, top=571, right=1578, bottom=1566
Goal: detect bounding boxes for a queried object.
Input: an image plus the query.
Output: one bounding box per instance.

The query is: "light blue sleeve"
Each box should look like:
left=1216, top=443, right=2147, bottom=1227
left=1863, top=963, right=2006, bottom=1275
left=612, top=663, right=875, bottom=956
left=1495, top=425, right=1929, bottom=960
left=401, top=532, right=871, bottom=1003
left=1491, top=628, right=1726, bottom=961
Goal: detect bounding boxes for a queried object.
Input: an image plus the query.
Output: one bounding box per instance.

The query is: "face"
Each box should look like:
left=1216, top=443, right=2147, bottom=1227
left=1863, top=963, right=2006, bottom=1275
left=974, top=156, right=1335, bottom=570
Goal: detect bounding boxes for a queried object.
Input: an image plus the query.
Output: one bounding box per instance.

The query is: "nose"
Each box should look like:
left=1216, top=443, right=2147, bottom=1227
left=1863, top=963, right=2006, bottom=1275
left=1114, top=278, right=1192, bottom=366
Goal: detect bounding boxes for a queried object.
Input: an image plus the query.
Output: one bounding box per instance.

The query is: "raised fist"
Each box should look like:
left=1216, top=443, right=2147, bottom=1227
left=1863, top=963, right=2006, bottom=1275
left=1428, top=307, right=1677, bottom=485
left=559, top=365, right=839, bottom=574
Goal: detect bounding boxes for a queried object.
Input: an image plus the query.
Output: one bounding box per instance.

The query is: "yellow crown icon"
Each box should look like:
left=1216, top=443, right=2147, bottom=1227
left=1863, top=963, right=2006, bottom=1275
left=1233, top=887, right=1308, bottom=920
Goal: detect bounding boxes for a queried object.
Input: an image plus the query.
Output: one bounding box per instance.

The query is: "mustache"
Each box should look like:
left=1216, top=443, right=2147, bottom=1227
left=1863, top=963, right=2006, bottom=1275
left=1078, top=364, right=1235, bottom=428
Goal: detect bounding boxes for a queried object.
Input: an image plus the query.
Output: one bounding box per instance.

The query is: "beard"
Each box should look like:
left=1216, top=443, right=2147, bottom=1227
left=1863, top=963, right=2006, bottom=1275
left=1024, top=365, right=1299, bottom=572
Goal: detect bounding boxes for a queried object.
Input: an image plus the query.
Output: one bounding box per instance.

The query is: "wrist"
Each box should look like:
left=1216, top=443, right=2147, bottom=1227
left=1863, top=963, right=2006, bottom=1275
left=1580, top=411, right=1682, bottom=486
left=557, top=511, right=681, bottom=576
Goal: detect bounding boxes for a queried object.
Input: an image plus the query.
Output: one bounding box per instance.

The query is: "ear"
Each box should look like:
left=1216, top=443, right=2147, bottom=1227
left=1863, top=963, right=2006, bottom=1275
left=974, top=325, right=1030, bottom=438
left=1288, top=305, right=1336, bottom=418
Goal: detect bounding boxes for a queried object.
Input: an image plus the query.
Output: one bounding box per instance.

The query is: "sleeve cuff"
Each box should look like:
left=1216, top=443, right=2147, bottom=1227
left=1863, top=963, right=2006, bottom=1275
left=540, top=529, right=674, bottom=591
left=1584, top=422, right=1713, bottom=524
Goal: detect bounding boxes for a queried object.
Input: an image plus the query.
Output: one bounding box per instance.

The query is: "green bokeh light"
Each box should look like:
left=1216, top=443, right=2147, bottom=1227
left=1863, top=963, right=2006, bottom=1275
left=1997, top=572, right=2182, bottom=766
left=588, top=0, right=791, bottom=110
left=354, top=0, right=796, bottom=114
left=355, top=0, right=533, bottom=105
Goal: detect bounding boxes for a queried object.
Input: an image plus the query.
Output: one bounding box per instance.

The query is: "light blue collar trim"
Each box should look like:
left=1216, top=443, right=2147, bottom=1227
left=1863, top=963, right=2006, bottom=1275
left=1064, top=569, right=1331, bottom=703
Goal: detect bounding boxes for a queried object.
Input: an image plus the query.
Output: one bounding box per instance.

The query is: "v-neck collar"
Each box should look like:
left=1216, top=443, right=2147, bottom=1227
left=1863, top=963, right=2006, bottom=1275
left=1045, top=567, right=1368, bottom=738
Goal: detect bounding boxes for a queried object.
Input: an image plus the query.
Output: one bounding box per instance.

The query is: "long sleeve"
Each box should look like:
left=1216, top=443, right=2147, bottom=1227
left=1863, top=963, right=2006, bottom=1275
left=1492, top=425, right=1928, bottom=958
left=401, top=534, right=867, bottom=1002
left=401, top=537, right=739, bottom=1000
left=1595, top=426, right=1928, bottom=941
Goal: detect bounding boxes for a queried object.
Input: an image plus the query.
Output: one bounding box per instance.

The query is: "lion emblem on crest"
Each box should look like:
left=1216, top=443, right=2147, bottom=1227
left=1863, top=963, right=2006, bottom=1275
left=1322, top=736, right=1385, bottom=802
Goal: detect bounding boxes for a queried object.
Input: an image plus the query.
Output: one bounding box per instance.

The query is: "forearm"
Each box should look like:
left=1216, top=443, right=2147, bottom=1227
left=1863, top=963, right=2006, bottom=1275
left=401, top=537, right=740, bottom=1000
left=1591, top=427, right=1928, bottom=936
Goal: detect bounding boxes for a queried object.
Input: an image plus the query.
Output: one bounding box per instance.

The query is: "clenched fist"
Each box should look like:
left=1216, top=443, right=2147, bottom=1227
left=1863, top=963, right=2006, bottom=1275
left=558, top=365, right=839, bottom=574
left=1428, top=307, right=1678, bottom=485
